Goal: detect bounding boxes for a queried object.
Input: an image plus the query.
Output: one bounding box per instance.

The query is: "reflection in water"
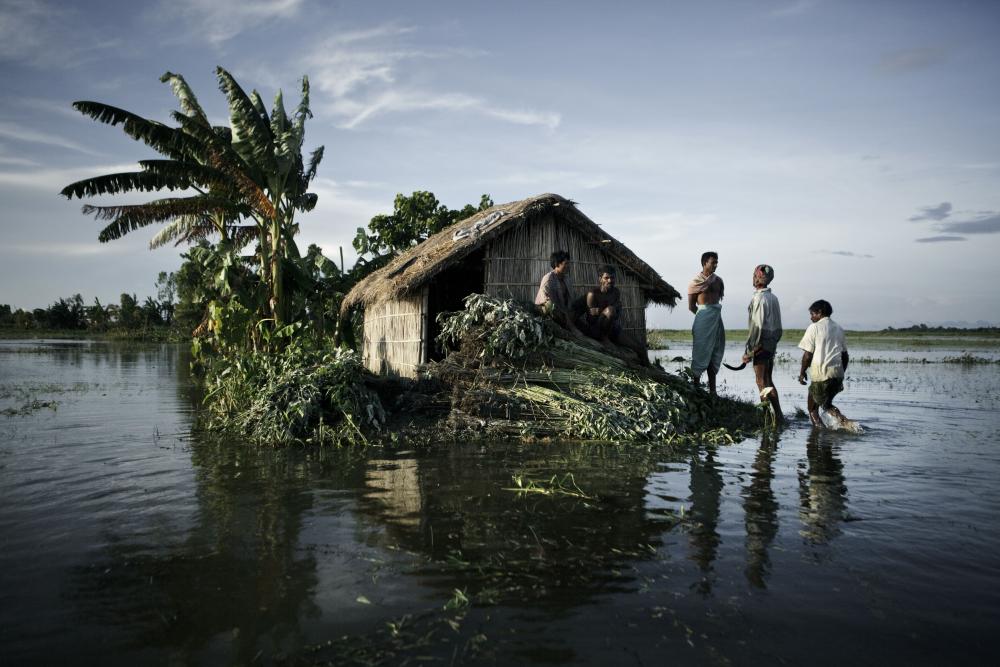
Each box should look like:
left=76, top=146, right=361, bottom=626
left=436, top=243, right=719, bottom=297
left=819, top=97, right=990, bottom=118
left=66, top=438, right=326, bottom=665
left=355, top=447, right=673, bottom=609
left=6, top=341, right=997, bottom=665
left=743, top=435, right=779, bottom=588
left=365, top=458, right=423, bottom=527
left=687, top=446, right=723, bottom=594
left=798, top=430, right=849, bottom=544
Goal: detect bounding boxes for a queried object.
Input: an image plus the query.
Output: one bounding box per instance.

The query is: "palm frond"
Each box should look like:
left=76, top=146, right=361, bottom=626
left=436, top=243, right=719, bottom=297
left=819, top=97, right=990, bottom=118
left=138, top=159, right=236, bottom=193
left=148, top=215, right=210, bottom=249
left=71, top=101, right=201, bottom=161
left=295, top=192, right=318, bottom=212
left=304, top=146, right=324, bottom=185
left=230, top=224, right=259, bottom=251
left=61, top=170, right=189, bottom=199
left=160, top=71, right=210, bottom=125
left=83, top=196, right=237, bottom=242
left=270, top=91, right=288, bottom=137
left=249, top=90, right=270, bottom=125
left=291, top=75, right=312, bottom=144
left=167, top=114, right=266, bottom=215
left=215, top=67, right=277, bottom=174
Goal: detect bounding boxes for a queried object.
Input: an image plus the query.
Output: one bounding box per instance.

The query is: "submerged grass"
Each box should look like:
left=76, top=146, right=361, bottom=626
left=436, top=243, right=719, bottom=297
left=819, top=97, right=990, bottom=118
left=504, top=472, right=592, bottom=499
left=1, top=399, right=59, bottom=417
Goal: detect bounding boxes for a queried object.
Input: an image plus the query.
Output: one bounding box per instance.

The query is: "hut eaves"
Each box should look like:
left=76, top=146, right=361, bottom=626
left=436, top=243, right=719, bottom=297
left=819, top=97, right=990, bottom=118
left=341, top=193, right=680, bottom=315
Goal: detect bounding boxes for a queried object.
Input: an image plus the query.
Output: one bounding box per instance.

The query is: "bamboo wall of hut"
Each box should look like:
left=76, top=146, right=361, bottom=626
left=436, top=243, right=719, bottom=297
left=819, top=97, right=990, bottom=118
left=483, top=214, right=648, bottom=341
left=361, top=289, right=427, bottom=378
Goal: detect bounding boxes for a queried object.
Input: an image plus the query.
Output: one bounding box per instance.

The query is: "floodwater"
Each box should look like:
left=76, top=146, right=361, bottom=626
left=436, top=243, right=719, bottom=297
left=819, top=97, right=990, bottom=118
left=1, top=339, right=998, bottom=666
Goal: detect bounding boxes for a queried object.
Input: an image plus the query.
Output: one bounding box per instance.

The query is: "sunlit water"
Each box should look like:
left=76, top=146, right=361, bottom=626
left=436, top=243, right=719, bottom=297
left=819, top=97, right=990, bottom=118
left=1, top=339, right=998, bottom=665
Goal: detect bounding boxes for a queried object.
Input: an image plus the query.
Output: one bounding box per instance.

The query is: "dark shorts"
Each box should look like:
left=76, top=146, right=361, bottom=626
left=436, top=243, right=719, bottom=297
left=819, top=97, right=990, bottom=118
left=577, top=313, right=623, bottom=339
left=809, top=377, right=844, bottom=407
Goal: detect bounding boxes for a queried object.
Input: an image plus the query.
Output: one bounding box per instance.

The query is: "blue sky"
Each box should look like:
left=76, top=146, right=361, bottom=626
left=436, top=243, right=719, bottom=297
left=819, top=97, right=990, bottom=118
left=1, top=0, right=998, bottom=329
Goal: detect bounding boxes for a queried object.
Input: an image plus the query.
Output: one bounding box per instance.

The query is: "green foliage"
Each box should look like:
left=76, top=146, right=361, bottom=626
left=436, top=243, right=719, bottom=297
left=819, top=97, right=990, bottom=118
left=350, top=192, right=492, bottom=286
left=45, top=294, right=87, bottom=329
left=63, top=67, right=324, bottom=332
left=203, top=342, right=385, bottom=445
left=427, top=295, right=757, bottom=443
left=436, top=293, right=553, bottom=360
left=354, top=192, right=493, bottom=258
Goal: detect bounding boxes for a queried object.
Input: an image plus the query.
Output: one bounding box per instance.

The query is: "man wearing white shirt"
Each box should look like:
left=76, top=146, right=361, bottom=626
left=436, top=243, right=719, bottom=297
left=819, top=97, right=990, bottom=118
left=741, top=264, right=783, bottom=421
left=797, top=300, right=851, bottom=428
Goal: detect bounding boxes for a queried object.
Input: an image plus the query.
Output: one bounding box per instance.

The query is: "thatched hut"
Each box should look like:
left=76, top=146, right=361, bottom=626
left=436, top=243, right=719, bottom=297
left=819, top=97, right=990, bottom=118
left=341, top=193, right=680, bottom=378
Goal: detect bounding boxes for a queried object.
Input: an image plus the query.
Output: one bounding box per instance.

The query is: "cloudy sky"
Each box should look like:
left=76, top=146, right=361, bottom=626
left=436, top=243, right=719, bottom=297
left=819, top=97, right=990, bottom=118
left=1, top=0, right=998, bottom=329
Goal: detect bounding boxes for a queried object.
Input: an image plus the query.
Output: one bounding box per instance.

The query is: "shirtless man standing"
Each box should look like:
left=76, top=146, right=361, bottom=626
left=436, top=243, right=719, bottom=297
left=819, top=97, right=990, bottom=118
left=688, top=251, right=725, bottom=395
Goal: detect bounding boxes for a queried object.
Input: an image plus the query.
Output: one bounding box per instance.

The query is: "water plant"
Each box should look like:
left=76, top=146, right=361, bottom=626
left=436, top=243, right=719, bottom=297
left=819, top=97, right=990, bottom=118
left=202, top=342, right=384, bottom=445
left=504, top=472, right=592, bottom=499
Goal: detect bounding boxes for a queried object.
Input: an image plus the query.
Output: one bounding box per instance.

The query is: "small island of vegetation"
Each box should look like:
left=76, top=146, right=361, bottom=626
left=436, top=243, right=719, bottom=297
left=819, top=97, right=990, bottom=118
left=4, top=67, right=785, bottom=446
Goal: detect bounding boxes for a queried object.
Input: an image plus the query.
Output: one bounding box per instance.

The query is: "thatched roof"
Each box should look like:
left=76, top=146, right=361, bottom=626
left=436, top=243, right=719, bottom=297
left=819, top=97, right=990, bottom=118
left=341, top=193, right=680, bottom=314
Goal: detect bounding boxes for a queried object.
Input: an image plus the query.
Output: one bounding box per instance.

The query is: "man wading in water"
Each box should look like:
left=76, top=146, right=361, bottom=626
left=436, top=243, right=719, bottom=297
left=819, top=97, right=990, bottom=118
left=742, top=264, right=783, bottom=421
left=688, top=251, right=725, bottom=395
left=798, top=299, right=852, bottom=429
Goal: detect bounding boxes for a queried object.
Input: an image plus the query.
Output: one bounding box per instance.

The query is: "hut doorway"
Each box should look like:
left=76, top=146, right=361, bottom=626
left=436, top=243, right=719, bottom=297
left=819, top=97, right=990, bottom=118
left=425, top=249, right=486, bottom=361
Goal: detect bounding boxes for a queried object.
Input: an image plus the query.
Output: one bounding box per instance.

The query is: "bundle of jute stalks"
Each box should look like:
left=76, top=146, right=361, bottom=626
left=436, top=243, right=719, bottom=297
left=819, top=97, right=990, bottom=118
left=422, top=294, right=756, bottom=443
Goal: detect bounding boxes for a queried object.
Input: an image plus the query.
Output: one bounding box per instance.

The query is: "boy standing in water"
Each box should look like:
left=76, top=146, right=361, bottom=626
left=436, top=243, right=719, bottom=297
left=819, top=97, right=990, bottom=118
left=742, top=264, right=783, bottom=421
left=798, top=299, right=852, bottom=428
left=688, top=251, right=725, bottom=395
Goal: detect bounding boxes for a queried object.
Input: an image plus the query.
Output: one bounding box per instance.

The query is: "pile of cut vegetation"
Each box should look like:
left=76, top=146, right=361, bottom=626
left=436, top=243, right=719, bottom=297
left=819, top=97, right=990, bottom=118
left=204, top=295, right=760, bottom=446
left=417, top=294, right=758, bottom=443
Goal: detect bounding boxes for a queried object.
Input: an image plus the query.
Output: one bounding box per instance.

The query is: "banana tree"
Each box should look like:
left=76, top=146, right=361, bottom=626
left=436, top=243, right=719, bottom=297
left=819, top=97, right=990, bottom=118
left=61, top=67, right=324, bottom=331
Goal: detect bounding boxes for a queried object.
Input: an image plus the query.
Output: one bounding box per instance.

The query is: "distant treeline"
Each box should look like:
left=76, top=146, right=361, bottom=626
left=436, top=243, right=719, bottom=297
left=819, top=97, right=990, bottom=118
left=879, top=324, right=1000, bottom=333
left=0, top=272, right=197, bottom=338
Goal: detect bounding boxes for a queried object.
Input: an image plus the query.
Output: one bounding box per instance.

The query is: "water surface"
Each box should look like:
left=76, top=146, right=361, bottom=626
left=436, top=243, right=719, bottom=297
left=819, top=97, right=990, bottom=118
left=1, top=339, right=998, bottom=665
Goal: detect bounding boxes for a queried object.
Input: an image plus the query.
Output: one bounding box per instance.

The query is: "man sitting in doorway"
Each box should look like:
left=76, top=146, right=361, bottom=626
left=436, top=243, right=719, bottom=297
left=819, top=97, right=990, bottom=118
left=577, top=264, right=650, bottom=366
left=535, top=250, right=580, bottom=334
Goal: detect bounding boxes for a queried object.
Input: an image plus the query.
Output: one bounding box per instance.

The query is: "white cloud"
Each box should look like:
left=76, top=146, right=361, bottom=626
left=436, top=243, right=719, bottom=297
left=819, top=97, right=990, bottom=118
left=484, top=107, right=562, bottom=129
left=770, top=0, right=820, bottom=18
left=0, top=0, right=120, bottom=67
left=297, top=177, right=391, bottom=261
left=0, top=163, right=139, bottom=193
left=0, top=121, right=103, bottom=156
left=878, top=47, right=949, bottom=73
left=611, top=212, right=722, bottom=244
left=488, top=169, right=608, bottom=191
left=0, top=0, right=54, bottom=60
left=15, top=96, right=82, bottom=119
left=6, top=241, right=132, bottom=257
left=171, top=0, right=304, bottom=45
left=958, top=162, right=1000, bottom=170
left=306, top=23, right=559, bottom=130
left=0, top=154, right=38, bottom=167
left=331, top=88, right=560, bottom=130
left=325, top=23, right=418, bottom=47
